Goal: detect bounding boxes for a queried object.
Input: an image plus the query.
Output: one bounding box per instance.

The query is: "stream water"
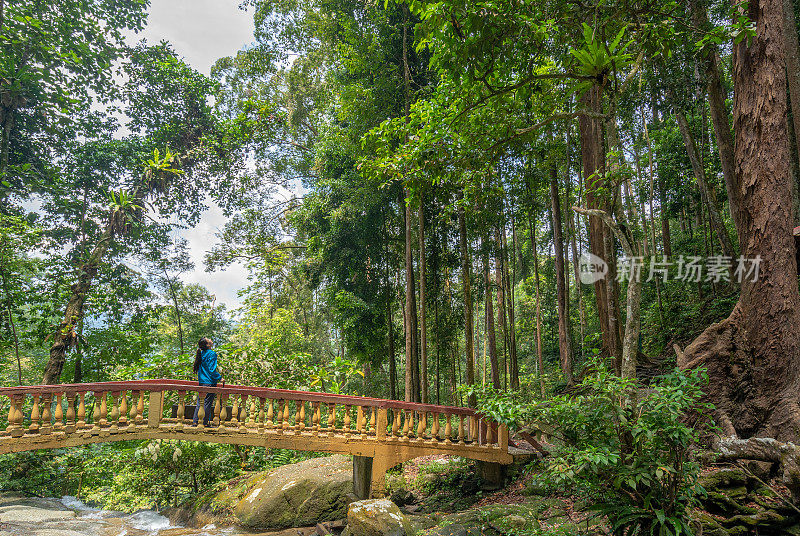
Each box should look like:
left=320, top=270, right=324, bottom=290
left=0, top=494, right=259, bottom=536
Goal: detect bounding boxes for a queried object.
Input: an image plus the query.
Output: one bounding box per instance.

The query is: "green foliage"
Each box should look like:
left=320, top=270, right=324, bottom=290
left=458, top=384, right=531, bottom=429
left=536, top=359, right=711, bottom=536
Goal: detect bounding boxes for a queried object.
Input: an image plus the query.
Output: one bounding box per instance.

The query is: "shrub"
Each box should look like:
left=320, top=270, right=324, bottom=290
left=535, top=359, right=711, bottom=536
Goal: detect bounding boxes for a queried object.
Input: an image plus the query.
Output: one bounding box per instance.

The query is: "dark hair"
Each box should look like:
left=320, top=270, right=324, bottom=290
left=193, top=337, right=212, bottom=373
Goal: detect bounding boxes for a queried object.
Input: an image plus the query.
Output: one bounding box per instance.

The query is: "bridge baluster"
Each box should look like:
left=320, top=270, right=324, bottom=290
left=230, top=394, right=239, bottom=429
left=7, top=396, right=23, bottom=437
left=246, top=396, right=255, bottom=431
left=99, top=392, right=108, bottom=430
left=458, top=415, right=465, bottom=444
left=431, top=412, right=440, bottom=440
left=265, top=399, right=274, bottom=430
left=419, top=411, right=428, bottom=440
left=128, top=391, right=137, bottom=425
left=282, top=399, right=290, bottom=431
left=485, top=419, right=494, bottom=445
left=369, top=407, right=376, bottom=435
left=294, top=400, right=306, bottom=434
left=136, top=391, right=144, bottom=425
left=119, top=391, right=128, bottom=429
left=402, top=409, right=410, bottom=440
left=196, top=390, right=205, bottom=429
left=444, top=414, right=452, bottom=441
left=176, top=391, right=185, bottom=431
left=327, top=403, right=336, bottom=435
left=343, top=405, right=352, bottom=435
left=109, top=392, right=120, bottom=433
left=312, top=402, right=320, bottom=434
left=391, top=410, right=400, bottom=438
left=40, top=395, right=52, bottom=435
left=28, top=395, right=41, bottom=434
left=77, top=393, right=87, bottom=430
left=213, top=392, right=221, bottom=427
left=65, top=394, right=76, bottom=434
left=258, top=397, right=265, bottom=432
left=91, top=393, right=101, bottom=434
left=53, top=394, right=64, bottom=432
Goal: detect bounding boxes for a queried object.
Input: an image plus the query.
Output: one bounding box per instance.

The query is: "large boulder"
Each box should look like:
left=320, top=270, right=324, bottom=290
left=233, top=454, right=354, bottom=529
left=346, top=499, right=413, bottom=536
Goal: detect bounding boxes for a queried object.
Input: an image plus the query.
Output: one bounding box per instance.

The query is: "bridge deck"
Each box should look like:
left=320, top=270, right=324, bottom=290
left=0, top=380, right=511, bottom=497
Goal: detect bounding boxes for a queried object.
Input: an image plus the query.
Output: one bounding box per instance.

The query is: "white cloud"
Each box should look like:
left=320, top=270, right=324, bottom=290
left=136, top=0, right=255, bottom=75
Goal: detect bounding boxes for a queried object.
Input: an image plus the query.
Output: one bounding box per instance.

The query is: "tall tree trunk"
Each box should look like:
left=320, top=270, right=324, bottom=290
left=579, top=85, right=623, bottom=365
left=551, top=167, right=574, bottom=386
left=528, top=212, right=545, bottom=397
left=458, top=201, right=476, bottom=406
left=495, top=225, right=509, bottom=389
left=682, top=0, right=800, bottom=440
left=74, top=318, right=83, bottom=384
left=674, top=109, right=737, bottom=259
left=651, top=97, right=673, bottom=257
left=566, top=124, right=588, bottom=358
left=42, top=219, right=115, bottom=384
left=401, top=191, right=419, bottom=403
left=435, top=292, right=440, bottom=405
left=483, top=237, right=500, bottom=390
left=691, top=0, right=742, bottom=239
left=508, top=216, right=520, bottom=389
left=388, top=297, right=397, bottom=401
left=418, top=199, right=429, bottom=403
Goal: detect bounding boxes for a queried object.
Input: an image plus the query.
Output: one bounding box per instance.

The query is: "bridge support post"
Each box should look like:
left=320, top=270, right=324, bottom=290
left=148, top=391, right=163, bottom=428
left=353, top=455, right=373, bottom=500
left=476, top=461, right=506, bottom=490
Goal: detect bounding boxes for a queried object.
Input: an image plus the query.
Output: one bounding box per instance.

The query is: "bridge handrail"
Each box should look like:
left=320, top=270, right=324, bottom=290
left=0, top=380, right=479, bottom=416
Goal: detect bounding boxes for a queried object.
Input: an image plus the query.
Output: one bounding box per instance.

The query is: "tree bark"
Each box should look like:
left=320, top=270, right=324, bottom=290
left=418, top=199, right=429, bottom=403
left=579, top=85, right=622, bottom=365
left=674, top=109, right=737, bottom=259
left=459, top=201, right=476, bottom=406
left=551, top=168, right=574, bottom=386
left=682, top=0, right=800, bottom=440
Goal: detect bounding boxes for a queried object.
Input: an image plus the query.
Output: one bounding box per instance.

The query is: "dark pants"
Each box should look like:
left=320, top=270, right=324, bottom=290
left=192, top=385, right=216, bottom=426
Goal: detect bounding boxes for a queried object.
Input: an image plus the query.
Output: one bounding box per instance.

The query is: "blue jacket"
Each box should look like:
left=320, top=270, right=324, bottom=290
left=197, top=349, right=222, bottom=386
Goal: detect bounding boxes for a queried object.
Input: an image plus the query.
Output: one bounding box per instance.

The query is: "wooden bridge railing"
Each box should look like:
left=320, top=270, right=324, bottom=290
left=0, top=380, right=511, bottom=496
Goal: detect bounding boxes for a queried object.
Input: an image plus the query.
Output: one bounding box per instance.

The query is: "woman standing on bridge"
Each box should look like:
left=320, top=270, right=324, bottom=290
left=192, top=337, right=223, bottom=426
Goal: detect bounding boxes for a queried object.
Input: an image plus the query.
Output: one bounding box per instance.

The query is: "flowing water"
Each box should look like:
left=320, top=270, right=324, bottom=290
left=0, top=494, right=267, bottom=536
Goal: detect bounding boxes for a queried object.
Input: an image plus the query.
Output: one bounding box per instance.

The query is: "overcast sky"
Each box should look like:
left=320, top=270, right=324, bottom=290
left=132, top=0, right=256, bottom=311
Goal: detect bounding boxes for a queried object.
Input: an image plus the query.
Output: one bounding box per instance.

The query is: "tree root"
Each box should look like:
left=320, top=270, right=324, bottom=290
left=717, top=437, right=800, bottom=506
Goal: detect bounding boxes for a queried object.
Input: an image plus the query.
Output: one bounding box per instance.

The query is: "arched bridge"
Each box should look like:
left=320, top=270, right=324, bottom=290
left=0, top=380, right=513, bottom=497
